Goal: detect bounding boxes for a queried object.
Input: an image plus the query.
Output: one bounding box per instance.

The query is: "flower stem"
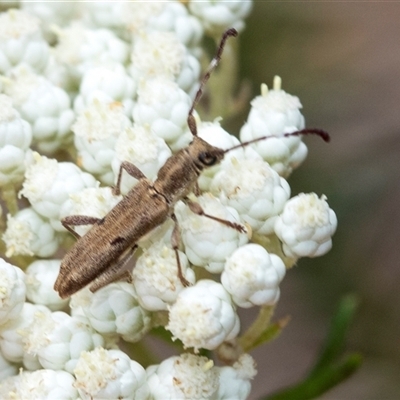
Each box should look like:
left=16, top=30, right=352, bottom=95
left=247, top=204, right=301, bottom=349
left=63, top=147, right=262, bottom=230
left=239, top=304, right=275, bottom=352
left=1, top=184, right=19, bottom=215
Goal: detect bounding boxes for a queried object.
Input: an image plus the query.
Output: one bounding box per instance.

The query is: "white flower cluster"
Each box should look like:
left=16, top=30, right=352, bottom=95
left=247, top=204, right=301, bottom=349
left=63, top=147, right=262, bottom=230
left=0, top=2, right=337, bottom=399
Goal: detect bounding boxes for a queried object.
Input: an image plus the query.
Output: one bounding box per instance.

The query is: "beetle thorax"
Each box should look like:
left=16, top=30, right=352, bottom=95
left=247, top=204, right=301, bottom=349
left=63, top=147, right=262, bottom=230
left=153, top=136, right=225, bottom=205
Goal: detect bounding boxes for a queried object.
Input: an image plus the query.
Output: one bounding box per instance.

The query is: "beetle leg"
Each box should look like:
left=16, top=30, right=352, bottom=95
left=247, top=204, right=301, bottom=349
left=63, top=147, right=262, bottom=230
left=193, top=182, right=201, bottom=196
left=171, top=214, right=191, bottom=287
left=113, top=161, right=147, bottom=196
left=62, top=215, right=103, bottom=239
left=185, top=199, right=246, bottom=233
left=89, top=245, right=137, bottom=293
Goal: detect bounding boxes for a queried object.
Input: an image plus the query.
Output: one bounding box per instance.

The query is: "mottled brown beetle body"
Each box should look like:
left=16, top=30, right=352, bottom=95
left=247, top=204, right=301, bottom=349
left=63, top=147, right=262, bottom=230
left=54, top=137, right=226, bottom=298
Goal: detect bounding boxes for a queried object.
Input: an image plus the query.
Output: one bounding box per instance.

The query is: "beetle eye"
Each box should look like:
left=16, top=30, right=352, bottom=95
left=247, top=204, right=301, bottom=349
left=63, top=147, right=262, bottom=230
left=199, top=152, right=217, bottom=166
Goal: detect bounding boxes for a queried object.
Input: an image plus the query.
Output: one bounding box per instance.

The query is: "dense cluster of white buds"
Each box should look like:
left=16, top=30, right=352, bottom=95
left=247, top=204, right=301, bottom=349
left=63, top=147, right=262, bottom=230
left=0, top=2, right=336, bottom=399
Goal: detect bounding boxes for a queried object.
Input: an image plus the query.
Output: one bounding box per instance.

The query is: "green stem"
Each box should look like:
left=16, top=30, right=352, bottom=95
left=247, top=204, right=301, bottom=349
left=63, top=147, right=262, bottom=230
left=239, top=304, right=275, bottom=352
left=1, top=185, right=19, bottom=215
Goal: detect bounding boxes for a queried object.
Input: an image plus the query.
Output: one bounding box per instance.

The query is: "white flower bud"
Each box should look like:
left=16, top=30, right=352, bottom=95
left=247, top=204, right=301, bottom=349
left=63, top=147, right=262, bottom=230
left=25, top=259, right=68, bottom=311
left=188, top=0, right=252, bottom=36
left=112, top=124, right=172, bottom=194
left=3, top=207, right=60, bottom=258
left=22, top=311, right=104, bottom=373
left=221, top=244, right=286, bottom=308
left=20, top=1, right=80, bottom=42
left=167, top=280, right=240, bottom=351
left=4, top=64, right=75, bottom=153
left=197, top=120, right=244, bottom=191
left=146, top=353, right=218, bottom=399
left=0, top=374, right=20, bottom=399
left=20, top=152, right=97, bottom=231
left=60, top=186, right=122, bottom=237
left=133, top=241, right=195, bottom=311
left=73, top=99, right=131, bottom=185
left=100, top=2, right=204, bottom=50
left=274, top=193, right=337, bottom=258
left=83, top=2, right=163, bottom=36
left=144, top=2, right=204, bottom=50
left=240, top=79, right=307, bottom=177
left=81, top=2, right=129, bottom=31
left=0, top=94, right=32, bottom=147
left=0, top=94, right=32, bottom=186
left=175, top=194, right=248, bottom=273
left=43, top=53, right=78, bottom=95
left=0, top=302, right=49, bottom=369
left=216, top=353, right=257, bottom=400
left=211, top=158, right=290, bottom=235
left=0, top=145, right=31, bottom=187
left=0, top=351, right=17, bottom=381
left=133, top=76, right=193, bottom=152
left=74, top=64, right=136, bottom=116
left=69, top=283, right=151, bottom=343
left=2, top=369, right=78, bottom=400
left=74, top=347, right=150, bottom=400
left=0, top=9, right=49, bottom=73
left=53, top=22, right=129, bottom=78
left=129, top=30, right=200, bottom=95
left=0, top=259, right=25, bottom=327
left=73, top=99, right=130, bottom=142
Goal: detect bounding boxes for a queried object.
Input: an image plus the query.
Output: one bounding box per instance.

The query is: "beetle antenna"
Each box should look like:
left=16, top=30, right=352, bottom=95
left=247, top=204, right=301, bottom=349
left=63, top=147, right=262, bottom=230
left=224, top=128, right=330, bottom=154
left=187, top=28, right=238, bottom=137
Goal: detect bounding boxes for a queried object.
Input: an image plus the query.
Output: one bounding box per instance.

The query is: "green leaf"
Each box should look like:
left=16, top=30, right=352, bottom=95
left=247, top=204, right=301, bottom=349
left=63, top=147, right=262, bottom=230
left=246, top=316, right=290, bottom=352
left=261, top=294, right=362, bottom=400
left=263, top=354, right=362, bottom=400
left=309, top=294, right=359, bottom=376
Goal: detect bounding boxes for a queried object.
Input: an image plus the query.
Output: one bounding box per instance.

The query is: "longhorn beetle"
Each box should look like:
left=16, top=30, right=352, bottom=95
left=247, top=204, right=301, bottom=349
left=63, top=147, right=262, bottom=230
left=54, top=28, right=329, bottom=299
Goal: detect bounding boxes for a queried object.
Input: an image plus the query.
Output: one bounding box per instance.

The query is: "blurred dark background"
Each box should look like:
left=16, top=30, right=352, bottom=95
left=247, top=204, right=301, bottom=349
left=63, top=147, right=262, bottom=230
left=237, top=3, right=400, bottom=399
